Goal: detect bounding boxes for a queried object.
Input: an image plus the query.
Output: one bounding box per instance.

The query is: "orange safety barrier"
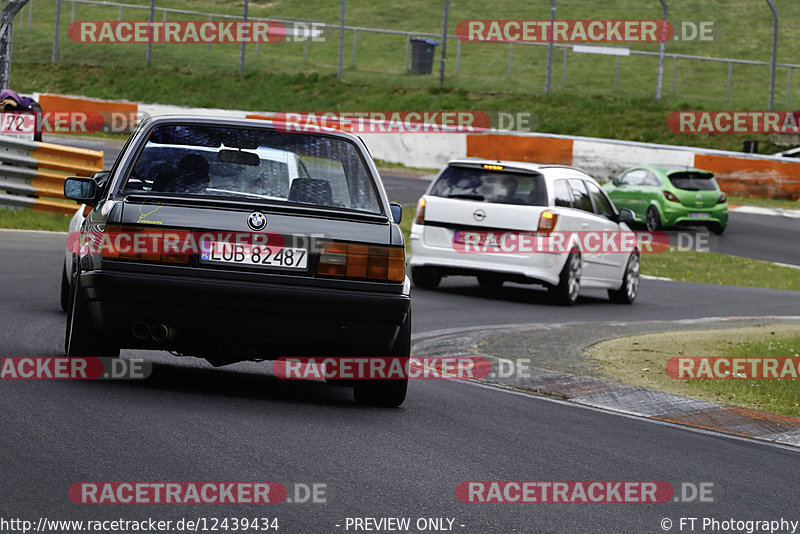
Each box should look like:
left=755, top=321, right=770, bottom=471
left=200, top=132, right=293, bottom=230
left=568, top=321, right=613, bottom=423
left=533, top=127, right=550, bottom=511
left=695, top=154, right=800, bottom=201
left=467, top=134, right=574, bottom=165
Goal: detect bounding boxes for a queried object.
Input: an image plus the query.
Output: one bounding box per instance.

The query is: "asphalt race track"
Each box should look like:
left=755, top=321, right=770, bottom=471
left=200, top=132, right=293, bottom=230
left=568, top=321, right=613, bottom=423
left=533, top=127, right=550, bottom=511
left=1, top=228, right=800, bottom=533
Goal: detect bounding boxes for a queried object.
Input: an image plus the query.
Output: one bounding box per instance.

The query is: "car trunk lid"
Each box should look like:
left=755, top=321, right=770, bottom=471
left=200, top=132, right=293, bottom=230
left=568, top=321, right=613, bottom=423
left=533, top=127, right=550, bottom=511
left=667, top=170, right=721, bottom=208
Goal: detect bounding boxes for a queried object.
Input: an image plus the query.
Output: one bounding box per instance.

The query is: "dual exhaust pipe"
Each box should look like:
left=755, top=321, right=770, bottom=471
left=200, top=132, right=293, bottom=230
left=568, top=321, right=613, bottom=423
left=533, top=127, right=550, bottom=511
left=131, top=321, right=176, bottom=342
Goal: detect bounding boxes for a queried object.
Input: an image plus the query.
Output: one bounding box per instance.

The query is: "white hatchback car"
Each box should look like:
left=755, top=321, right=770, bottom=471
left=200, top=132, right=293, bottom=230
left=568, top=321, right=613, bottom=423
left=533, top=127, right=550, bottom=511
left=409, top=159, right=640, bottom=305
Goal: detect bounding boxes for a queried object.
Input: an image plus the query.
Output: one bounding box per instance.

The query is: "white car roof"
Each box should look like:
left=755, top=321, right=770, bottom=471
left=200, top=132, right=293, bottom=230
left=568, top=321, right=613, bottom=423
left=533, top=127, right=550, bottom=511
left=445, top=158, right=595, bottom=182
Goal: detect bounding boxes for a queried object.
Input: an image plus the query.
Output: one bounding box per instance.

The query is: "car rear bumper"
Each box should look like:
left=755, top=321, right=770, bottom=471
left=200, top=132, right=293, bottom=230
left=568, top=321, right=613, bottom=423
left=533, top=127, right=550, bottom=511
left=662, top=204, right=728, bottom=227
left=409, top=225, right=563, bottom=286
left=78, top=270, right=410, bottom=357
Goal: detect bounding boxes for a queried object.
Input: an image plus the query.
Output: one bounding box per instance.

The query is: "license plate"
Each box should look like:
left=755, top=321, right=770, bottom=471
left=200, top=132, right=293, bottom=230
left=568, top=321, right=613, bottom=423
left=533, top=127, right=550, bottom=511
left=689, top=212, right=709, bottom=219
left=0, top=113, right=35, bottom=140
left=200, top=241, right=307, bottom=270
left=453, top=231, right=467, bottom=244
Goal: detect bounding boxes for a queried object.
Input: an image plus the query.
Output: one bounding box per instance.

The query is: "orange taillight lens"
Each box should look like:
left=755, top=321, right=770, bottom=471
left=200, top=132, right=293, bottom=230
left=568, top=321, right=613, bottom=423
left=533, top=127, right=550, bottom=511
left=538, top=210, right=558, bottom=234
left=414, top=197, right=426, bottom=225
left=317, top=242, right=405, bottom=282
left=100, top=225, right=190, bottom=264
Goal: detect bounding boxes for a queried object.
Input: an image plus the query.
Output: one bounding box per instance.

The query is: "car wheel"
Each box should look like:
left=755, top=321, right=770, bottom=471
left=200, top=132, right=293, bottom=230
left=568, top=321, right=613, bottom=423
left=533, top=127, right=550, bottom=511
left=549, top=249, right=581, bottom=306
left=477, top=274, right=503, bottom=289
left=65, top=273, right=119, bottom=358
left=60, top=262, right=70, bottom=312
left=353, top=310, right=410, bottom=408
left=710, top=223, right=725, bottom=235
left=411, top=267, right=441, bottom=290
left=608, top=252, right=640, bottom=304
left=645, top=206, right=661, bottom=232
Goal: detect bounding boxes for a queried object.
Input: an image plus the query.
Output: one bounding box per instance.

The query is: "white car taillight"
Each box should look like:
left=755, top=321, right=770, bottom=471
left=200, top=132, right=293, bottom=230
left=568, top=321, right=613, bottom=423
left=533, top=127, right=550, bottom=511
left=414, top=197, right=426, bottom=224
left=538, top=210, right=558, bottom=233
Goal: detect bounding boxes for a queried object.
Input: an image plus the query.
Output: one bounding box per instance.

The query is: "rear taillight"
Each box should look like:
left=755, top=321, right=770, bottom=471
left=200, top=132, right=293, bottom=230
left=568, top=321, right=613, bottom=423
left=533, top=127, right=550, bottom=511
left=317, top=242, right=405, bottom=282
left=538, top=210, right=558, bottom=234
left=100, top=224, right=191, bottom=264
left=414, top=197, right=426, bottom=225
left=663, top=191, right=680, bottom=203
left=717, top=193, right=727, bottom=204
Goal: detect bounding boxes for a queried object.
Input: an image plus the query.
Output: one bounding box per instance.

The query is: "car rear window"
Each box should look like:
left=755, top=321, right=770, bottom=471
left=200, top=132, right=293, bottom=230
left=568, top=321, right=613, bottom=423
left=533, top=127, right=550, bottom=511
left=668, top=171, right=718, bottom=191
left=429, top=165, right=548, bottom=206
left=121, top=124, right=382, bottom=214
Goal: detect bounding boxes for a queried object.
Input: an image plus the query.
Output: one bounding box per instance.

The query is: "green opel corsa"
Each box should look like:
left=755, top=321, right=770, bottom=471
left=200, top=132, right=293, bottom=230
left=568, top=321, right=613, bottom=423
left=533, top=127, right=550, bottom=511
left=603, top=165, right=728, bottom=234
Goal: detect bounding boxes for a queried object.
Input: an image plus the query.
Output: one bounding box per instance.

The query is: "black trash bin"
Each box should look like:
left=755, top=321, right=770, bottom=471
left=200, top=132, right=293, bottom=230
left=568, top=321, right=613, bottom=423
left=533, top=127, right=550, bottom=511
left=409, top=38, right=439, bottom=74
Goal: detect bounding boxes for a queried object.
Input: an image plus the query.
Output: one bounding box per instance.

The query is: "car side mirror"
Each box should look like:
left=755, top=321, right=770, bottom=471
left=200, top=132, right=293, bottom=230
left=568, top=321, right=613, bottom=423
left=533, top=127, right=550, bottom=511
left=64, top=176, right=100, bottom=206
left=617, top=208, right=635, bottom=224
left=390, top=203, right=402, bottom=224
left=91, top=170, right=110, bottom=186
left=612, top=178, right=621, bottom=186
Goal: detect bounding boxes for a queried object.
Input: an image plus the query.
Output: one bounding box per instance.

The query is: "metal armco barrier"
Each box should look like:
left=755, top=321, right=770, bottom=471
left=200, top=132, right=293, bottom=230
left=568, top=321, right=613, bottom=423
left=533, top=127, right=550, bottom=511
left=0, top=135, right=103, bottom=214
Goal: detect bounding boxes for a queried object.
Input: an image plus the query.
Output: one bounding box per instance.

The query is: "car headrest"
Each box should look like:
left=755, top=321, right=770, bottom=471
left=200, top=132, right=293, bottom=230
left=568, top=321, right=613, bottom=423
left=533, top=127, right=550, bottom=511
left=288, top=178, right=333, bottom=206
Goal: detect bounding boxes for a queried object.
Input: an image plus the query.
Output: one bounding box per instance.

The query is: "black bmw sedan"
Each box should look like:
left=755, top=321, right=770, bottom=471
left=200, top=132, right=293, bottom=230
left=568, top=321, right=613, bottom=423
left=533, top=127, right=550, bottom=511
left=63, top=115, right=411, bottom=407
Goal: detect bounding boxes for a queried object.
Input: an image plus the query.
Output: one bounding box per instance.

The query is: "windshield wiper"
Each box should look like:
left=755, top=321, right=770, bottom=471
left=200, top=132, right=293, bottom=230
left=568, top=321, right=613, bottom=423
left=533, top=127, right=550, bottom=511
left=447, top=193, right=485, bottom=201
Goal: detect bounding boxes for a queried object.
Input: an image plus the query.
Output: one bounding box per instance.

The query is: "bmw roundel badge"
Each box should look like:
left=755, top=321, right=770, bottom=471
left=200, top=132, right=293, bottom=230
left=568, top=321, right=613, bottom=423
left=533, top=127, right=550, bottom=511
left=247, top=211, right=267, bottom=231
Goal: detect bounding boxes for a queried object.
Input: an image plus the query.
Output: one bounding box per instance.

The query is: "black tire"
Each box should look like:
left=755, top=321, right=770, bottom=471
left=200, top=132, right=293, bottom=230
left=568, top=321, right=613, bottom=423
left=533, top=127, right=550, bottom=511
left=353, top=310, right=410, bottom=408
left=60, top=262, right=70, bottom=312
left=477, top=273, right=504, bottom=289
left=710, top=223, right=725, bottom=235
left=549, top=250, right=581, bottom=306
left=645, top=206, right=661, bottom=232
left=608, top=252, right=640, bottom=304
left=411, top=267, right=441, bottom=290
left=65, top=273, right=119, bottom=358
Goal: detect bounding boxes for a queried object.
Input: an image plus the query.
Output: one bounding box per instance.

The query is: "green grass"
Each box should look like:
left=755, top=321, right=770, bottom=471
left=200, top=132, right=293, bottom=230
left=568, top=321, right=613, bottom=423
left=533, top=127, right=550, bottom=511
left=641, top=249, right=800, bottom=290
left=686, top=335, right=800, bottom=416
left=728, top=195, right=800, bottom=210
left=0, top=208, right=72, bottom=231
left=374, top=159, right=437, bottom=174
left=586, top=324, right=800, bottom=417
left=399, top=203, right=415, bottom=249
left=7, top=0, right=800, bottom=155
left=12, top=62, right=792, bottom=155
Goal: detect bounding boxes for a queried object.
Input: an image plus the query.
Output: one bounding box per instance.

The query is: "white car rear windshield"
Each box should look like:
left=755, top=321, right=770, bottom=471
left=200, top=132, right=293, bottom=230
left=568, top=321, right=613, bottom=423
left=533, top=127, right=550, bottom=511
left=430, top=165, right=548, bottom=206
left=122, top=124, right=383, bottom=214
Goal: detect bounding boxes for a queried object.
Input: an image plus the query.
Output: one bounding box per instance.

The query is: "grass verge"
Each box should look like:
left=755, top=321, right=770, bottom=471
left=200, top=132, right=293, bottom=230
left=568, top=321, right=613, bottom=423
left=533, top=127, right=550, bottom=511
left=586, top=325, right=800, bottom=417
left=641, top=249, right=800, bottom=291
left=729, top=196, right=800, bottom=210
left=0, top=209, right=72, bottom=232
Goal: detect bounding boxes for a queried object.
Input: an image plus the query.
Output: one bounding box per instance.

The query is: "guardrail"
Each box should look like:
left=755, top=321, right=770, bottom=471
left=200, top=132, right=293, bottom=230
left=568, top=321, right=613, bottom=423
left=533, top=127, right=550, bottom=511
left=0, top=134, right=104, bottom=214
